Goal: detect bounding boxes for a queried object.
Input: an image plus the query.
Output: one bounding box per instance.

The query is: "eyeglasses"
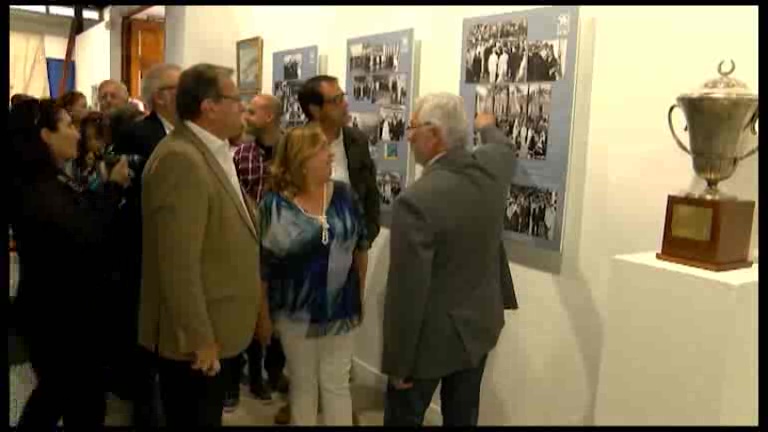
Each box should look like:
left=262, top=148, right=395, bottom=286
left=157, top=85, right=177, bottom=93
left=323, top=92, right=346, bottom=105
left=214, top=94, right=241, bottom=103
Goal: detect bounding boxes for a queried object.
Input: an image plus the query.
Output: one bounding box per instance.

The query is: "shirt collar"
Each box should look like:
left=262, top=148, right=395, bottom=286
left=185, top=121, right=229, bottom=154
left=331, top=128, right=344, bottom=148
left=426, top=151, right=447, bottom=168
left=157, top=113, right=174, bottom=134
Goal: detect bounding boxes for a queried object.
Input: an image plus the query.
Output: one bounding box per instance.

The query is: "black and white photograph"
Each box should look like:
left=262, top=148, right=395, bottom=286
left=352, top=75, right=374, bottom=103
left=514, top=83, right=551, bottom=160
left=349, top=111, right=380, bottom=147
left=464, top=18, right=528, bottom=84
left=377, top=171, right=403, bottom=206
left=384, top=142, right=399, bottom=160
left=473, top=83, right=550, bottom=160
left=349, top=42, right=401, bottom=75
left=526, top=39, right=567, bottom=82
left=378, top=106, right=406, bottom=142
left=503, top=184, right=558, bottom=240
left=557, top=13, right=571, bottom=37
left=274, top=80, right=306, bottom=128
left=356, top=74, right=407, bottom=106
left=283, top=53, right=302, bottom=81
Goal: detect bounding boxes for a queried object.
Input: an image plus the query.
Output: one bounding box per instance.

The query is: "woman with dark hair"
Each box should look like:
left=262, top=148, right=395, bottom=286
left=57, top=90, right=88, bottom=129
left=8, top=98, right=131, bottom=430
left=72, top=111, right=109, bottom=191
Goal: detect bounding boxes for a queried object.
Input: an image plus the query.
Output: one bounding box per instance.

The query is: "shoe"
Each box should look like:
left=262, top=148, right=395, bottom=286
left=249, top=379, right=272, bottom=401
left=269, top=374, right=290, bottom=395
left=223, top=395, right=240, bottom=413
left=274, top=404, right=291, bottom=425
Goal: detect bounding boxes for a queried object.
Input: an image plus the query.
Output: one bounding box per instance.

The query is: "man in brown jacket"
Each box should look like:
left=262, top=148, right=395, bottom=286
left=139, top=63, right=262, bottom=427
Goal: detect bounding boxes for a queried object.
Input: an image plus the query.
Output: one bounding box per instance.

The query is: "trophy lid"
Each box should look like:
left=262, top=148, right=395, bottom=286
left=680, top=60, right=757, bottom=100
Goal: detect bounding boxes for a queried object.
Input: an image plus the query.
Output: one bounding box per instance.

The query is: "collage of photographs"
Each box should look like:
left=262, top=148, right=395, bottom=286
left=462, top=13, right=572, bottom=243
left=274, top=52, right=308, bottom=128
left=348, top=39, right=409, bottom=207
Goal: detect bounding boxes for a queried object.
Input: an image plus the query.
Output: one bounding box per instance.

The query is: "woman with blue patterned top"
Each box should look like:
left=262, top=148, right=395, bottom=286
left=258, top=124, right=369, bottom=426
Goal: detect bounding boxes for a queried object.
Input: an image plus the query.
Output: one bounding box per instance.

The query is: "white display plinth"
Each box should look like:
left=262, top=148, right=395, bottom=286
left=594, top=252, right=758, bottom=426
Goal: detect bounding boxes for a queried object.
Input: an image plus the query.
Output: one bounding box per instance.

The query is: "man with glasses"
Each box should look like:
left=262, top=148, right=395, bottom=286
left=298, top=75, right=381, bottom=248
left=110, top=63, right=181, bottom=428
left=139, top=63, right=261, bottom=427
left=382, top=94, right=518, bottom=426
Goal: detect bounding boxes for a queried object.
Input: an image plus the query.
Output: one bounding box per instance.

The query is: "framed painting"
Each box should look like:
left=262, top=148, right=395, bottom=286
left=237, top=36, right=264, bottom=92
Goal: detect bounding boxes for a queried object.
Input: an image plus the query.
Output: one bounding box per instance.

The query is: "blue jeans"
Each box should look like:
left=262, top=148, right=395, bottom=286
left=384, top=355, right=488, bottom=426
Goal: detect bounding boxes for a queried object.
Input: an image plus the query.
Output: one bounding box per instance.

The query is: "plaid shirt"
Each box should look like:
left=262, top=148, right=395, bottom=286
left=233, top=138, right=274, bottom=205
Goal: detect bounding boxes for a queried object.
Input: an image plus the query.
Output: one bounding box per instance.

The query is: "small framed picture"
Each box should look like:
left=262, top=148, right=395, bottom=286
left=237, top=37, right=264, bottom=92
left=384, top=142, right=399, bottom=160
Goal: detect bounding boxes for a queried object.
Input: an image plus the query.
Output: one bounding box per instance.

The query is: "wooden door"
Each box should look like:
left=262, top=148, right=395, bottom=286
left=122, top=18, right=164, bottom=98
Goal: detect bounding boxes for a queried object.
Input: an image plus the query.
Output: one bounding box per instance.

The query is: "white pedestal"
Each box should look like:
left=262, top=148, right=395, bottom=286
left=594, top=252, right=758, bottom=426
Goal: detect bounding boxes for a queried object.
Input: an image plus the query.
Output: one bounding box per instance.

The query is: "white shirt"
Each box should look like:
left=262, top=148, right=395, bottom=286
left=157, top=113, right=174, bottom=135
left=330, top=129, right=350, bottom=185
left=185, top=121, right=247, bottom=212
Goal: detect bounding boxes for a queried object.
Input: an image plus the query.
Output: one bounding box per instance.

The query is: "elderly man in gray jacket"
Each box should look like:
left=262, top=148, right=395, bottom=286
left=382, top=93, right=517, bottom=426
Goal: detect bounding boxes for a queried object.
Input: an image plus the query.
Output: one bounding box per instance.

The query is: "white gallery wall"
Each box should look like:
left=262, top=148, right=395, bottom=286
left=75, top=21, right=111, bottom=107
left=165, top=5, right=759, bottom=425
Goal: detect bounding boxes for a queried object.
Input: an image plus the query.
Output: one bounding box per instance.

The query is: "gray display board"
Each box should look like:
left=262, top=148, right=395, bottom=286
left=273, top=46, right=319, bottom=128
left=460, top=6, right=580, bottom=252
left=346, top=29, right=415, bottom=223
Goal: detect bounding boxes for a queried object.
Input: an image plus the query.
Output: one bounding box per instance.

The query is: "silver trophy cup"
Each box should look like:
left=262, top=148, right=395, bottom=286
left=668, top=60, right=758, bottom=200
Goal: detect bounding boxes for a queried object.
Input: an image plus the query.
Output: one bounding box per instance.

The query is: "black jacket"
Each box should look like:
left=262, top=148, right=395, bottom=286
left=343, top=126, right=381, bottom=245
left=109, top=112, right=167, bottom=338
left=11, top=172, right=124, bottom=348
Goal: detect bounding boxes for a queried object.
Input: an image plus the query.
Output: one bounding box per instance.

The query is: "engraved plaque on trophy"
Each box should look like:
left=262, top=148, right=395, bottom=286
left=657, top=60, right=758, bottom=271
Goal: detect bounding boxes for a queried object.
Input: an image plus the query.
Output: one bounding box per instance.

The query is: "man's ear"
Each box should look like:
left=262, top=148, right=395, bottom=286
left=40, top=128, right=52, bottom=145
left=309, top=104, right=321, bottom=121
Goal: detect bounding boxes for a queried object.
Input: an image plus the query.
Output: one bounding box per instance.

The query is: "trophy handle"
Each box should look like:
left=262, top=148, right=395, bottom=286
left=739, top=108, right=759, bottom=161
left=668, top=104, right=691, bottom=155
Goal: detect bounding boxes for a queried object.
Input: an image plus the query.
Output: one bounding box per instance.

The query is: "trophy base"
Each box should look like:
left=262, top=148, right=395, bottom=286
left=655, top=252, right=752, bottom=271
left=658, top=195, right=755, bottom=272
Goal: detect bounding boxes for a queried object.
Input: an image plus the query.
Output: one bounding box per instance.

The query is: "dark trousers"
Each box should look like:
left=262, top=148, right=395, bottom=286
left=157, top=355, right=240, bottom=428
left=227, top=336, right=286, bottom=398
left=383, top=355, right=488, bottom=427
left=17, top=343, right=107, bottom=431
left=130, top=346, right=163, bottom=428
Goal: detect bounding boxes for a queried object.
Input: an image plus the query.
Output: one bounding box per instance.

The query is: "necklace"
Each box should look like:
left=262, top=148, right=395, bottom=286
left=296, top=182, right=330, bottom=245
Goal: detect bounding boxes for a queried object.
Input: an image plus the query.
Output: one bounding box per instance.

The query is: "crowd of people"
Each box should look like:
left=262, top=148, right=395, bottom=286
left=351, top=74, right=407, bottom=106
left=8, top=60, right=520, bottom=428
left=465, top=20, right=528, bottom=84
left=379, top=111, right=406, bottom=142
left=349, top=43, right=400, bottom=74
left=504, top=186, right=557, bottom=239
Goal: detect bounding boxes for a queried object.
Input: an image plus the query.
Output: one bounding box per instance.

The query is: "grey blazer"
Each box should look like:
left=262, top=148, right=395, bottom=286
left=382, top=126, right=517, bottom=380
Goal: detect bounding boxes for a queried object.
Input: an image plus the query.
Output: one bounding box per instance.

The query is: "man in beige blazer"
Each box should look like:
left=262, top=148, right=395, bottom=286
left=139, top=63, right=262, bottom=427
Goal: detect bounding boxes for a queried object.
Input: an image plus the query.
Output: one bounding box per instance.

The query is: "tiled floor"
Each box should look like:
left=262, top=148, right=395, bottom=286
left=103, top=385, right=388, bottom=427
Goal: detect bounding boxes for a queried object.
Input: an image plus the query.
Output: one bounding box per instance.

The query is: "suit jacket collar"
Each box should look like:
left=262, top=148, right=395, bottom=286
left=422, top=146, right=471, bottom=176
left=174, top=123, right=258, bottom=240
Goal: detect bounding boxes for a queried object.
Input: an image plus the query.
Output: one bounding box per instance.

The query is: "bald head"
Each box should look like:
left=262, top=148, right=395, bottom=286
left=251, top=94, right=282, bottom=123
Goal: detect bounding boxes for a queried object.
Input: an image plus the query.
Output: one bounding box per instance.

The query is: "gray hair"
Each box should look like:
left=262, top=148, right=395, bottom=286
left=413, top=93, right=468, bottom=149
left=141, top=63, right=181, bottom=111
left=98, top=79, right=129, bottom=98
